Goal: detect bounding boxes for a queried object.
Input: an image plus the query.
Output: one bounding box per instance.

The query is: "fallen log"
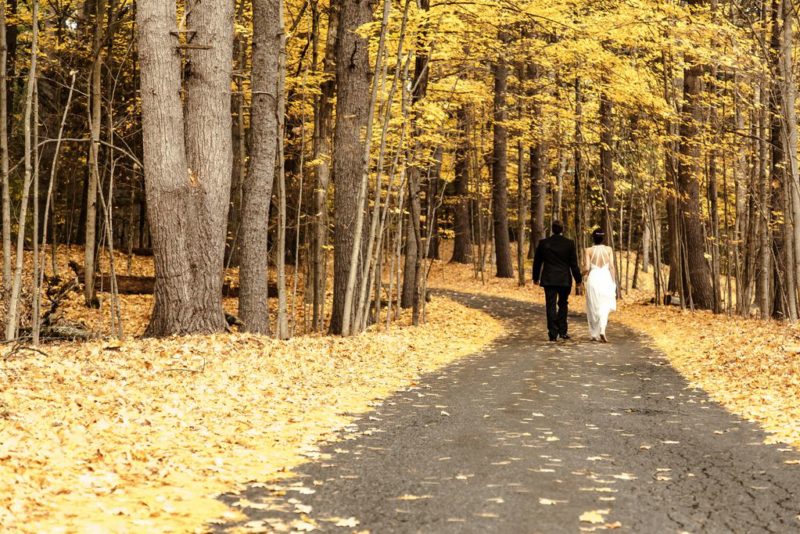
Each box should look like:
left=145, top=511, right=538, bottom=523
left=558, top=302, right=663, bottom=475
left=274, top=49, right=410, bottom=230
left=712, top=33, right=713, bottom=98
left=17, top=325, right=94, bottom=342
left=68, top=260, right=277, bottom=297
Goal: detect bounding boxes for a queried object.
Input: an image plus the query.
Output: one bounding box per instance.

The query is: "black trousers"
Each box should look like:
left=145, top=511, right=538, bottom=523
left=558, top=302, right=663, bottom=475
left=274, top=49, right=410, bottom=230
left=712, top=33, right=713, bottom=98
left=543, top=285, right=571, bottom=339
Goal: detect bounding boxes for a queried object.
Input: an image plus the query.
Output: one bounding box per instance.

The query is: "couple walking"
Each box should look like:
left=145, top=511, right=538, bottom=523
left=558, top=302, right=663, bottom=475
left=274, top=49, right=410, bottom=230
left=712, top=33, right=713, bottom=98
left=532, top=221, right=617, bottom=342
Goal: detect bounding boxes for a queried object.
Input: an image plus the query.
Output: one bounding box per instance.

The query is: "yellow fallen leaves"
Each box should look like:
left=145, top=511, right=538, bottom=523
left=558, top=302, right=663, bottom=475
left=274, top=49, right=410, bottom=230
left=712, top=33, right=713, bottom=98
left=579, top=510, right=622, bottom=531
left=0, top=296, right=504, bottom=533
left=539, top=498, right=568, bottom=505
left=580, top=509, right=610, bottom=523
left=616, top=305, right=800, bottom=450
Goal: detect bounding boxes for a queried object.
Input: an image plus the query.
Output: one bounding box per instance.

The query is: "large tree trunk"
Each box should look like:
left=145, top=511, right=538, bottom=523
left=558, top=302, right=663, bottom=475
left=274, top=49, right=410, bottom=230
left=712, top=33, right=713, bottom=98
left=137, top=0, right=194, bottom=335
left=781, top=0, right=800, bottom=318
left=676, top=16, right=714, bottom=309
left=181, top=0, right=235, bottom=332
left=138, top=0, right=231, bottom=336
left=451, top=106, right=472, bottom=264
left=492, top=46, right=513, bottom=278
left=401, top=0, right=430, bottom=311
left=769, top=0, right=795, bottom=319
left=329, top=0, right=375, bottom=334
left=239, top=0, right=282, bottom=334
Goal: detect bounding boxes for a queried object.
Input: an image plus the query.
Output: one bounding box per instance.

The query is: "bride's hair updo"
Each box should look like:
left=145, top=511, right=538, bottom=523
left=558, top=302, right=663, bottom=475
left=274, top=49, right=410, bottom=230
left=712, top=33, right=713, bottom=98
left=592, top=228, right=605, bottom=245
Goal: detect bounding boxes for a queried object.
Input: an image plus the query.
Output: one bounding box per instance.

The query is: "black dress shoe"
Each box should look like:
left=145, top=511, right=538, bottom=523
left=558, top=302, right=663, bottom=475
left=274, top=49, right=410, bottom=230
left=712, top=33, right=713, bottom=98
left=559, top=334, right=571, bottom=340
left=549, top=337, right=558, bottom=342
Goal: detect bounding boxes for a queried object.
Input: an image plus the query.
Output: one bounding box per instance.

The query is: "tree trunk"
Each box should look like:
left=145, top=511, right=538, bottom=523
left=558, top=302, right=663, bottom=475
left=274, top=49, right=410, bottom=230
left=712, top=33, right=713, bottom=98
left=492, top=45, right=513, bottom=278
left=758, top=81, right=771, bottom=318
left=239, top=0, right=282, bottom=334
left=676, top=24, right=714, bottom=309
left=451, top=106, right=472, bottom=263
left=401, top=169, right=420, bottom=308
left=517, top=141, right=526, bottom=286
left=781, top=0, right=800, bottom=318
left=599, top=93, right=615, bottom=240
left=401, top=0, right=430, bottom=311
left=530, top=142, right=546, bottom=250
left=5, top=0, right=37, bottom=340
left=573, top=78, right=585, bottom=255
left=180, top=0, right=235, bottom=332
left=769, top=0, right=793, bottom=318
left=642, top=208, right=651, bottom=273
left=311, top=0, right=338, bottom=331
left=138, top=0, right=229, bottom=336
left=329, top=0, right=375, bottom=334
left=84, top=0, right=106, bottom=307
left=1, top=0, right=9, bottom=295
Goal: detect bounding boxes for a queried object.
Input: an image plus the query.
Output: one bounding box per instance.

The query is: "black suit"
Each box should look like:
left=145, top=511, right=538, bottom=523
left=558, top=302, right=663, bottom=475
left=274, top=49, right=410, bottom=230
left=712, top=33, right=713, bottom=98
left=532, top=234, right=583, bottom=340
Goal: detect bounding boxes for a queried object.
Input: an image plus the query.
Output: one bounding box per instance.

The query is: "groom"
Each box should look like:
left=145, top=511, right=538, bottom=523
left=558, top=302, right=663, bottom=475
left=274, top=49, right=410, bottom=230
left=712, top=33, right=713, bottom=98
left=532, top=221, right=582, bottom=341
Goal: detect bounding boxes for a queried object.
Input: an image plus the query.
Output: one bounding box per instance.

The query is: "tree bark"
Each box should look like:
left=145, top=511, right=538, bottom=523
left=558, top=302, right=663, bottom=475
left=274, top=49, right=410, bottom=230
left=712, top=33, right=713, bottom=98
left=138, top=1, right=237, bottom=336
left=451, top=106, right=472, bottom=263
left=180, top=0, right=235, bottom=333
left=769, top=0, right=794, bottom=318
left=573, top=78, right=585, bottom=254
left=492, top=45, right=513, bottom=278
left=1, top=0, right=9, bottom=295
left=329, top=0, right=375, bottom=334
left=239, top=0, right=282, bottom=334
left=781, top=0, right=800, bottom=318
left=84, top=0, right=106, bottom=307
left=676, top=16, right=714, bottom=309
left=311, top=0, right=339, bottom=331
left=5, top=0, right=37, bottom=340
left=599, top=93, right=615, bottom=240
left=530, top=142, right=546, bottom=250
left=517, top=140, right=526, bottom=286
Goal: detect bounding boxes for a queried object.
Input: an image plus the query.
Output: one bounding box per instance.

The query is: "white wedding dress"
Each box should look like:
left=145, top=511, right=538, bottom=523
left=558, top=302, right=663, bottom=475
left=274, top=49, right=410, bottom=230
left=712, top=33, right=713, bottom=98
left=585, top=245, right=617, bottom=341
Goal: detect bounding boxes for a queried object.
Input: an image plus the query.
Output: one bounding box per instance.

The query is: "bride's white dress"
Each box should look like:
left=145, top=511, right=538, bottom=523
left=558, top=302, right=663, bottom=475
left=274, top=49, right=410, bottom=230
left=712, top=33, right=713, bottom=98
left=585, top=245, right=617, bottom=340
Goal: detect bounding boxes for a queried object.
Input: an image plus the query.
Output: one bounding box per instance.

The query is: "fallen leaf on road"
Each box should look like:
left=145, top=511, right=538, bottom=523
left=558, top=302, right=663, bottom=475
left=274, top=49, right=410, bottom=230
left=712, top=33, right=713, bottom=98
left=539, top=498, right=568, bottom=505
left=395, top=494, right=431, bottom=501
left=292, top=517, right=317, bottom=531
left=334, top=517, right=359, bottom=527
left=580, top=510, right=610, bottom=524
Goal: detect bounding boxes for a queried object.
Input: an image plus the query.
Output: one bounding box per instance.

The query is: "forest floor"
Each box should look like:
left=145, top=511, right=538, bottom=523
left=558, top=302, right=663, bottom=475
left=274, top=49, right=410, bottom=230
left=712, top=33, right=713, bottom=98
left=0, top=247, right=504, bottom=532
left=2, top=243, right=800, bottom=532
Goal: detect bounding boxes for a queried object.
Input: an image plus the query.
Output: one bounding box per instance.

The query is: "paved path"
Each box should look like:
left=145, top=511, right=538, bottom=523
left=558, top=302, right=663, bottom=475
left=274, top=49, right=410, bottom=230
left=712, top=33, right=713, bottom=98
left=217, top=293, right=800, bottom=533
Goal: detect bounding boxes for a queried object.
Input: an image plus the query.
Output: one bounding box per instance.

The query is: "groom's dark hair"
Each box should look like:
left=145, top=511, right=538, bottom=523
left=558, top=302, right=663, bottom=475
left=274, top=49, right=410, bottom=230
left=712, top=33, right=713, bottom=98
left=551, top=220, right=564, bottom=235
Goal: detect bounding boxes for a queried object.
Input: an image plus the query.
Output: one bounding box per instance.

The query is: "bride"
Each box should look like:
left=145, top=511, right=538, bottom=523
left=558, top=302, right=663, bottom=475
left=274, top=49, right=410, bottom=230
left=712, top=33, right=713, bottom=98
left=584, top=228, right=617, bottom=342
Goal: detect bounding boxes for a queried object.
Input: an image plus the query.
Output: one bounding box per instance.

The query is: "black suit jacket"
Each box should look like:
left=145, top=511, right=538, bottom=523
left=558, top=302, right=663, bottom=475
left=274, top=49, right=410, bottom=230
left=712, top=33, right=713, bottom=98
left=532, top=234, right=583, bottom=287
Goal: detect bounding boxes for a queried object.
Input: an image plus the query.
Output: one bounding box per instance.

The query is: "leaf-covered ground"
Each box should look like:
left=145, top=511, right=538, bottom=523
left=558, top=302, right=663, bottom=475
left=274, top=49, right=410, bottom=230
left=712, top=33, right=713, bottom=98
left=4, top=245, right=800, bottom=531
left=428, top=256, right=800, bottom=451
left=1, top=249, right=504, bottom=532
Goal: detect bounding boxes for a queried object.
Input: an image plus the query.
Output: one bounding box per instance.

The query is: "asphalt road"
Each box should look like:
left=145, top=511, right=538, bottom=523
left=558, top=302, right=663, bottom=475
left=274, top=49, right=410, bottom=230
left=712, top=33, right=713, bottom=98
left=216, top=292, right=800, bottom=533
